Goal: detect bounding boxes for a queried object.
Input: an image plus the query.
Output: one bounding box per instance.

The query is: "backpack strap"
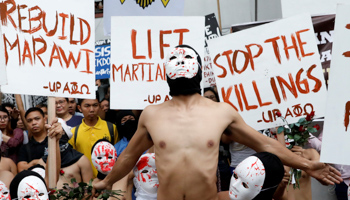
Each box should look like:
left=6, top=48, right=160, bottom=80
left=107, top=121, right=114, bottom=144
left=74, top=124, right=80, bottom=147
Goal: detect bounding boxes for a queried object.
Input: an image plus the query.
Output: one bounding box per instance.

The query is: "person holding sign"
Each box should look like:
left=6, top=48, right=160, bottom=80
left=92, top=45, right=342, bottom=200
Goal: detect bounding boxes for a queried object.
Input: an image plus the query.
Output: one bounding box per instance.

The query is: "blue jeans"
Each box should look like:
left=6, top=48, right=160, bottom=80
left=335, top=181, right=348, bottom=200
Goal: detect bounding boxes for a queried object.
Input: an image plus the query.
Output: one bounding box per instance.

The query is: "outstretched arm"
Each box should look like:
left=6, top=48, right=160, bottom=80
left=92, top=107, right=154, bottom=197
left=224, top=103, right=342, bottom=185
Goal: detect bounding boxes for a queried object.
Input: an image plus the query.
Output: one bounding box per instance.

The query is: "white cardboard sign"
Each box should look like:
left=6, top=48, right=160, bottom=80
left=110, top=16, right=204, bottom=110
left=0, top=0, right=95, bottom=98
left=320, top=4, right=350, bottom=165
left=0, top=25, right=7, bottom=85
left=207, top=14, right=327, bottom=131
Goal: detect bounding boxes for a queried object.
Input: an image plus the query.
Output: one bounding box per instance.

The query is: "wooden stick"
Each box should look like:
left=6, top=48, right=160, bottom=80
left=47, top=97, right=57, bottom=189
left=216, top=0, right=222, bottom=32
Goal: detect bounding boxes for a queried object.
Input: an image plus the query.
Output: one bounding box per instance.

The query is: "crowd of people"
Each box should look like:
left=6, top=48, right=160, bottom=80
left=0, top=45, right=345, bottom=200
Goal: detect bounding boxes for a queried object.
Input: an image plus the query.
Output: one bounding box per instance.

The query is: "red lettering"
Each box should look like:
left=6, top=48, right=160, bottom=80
left=112, top=64, right=123, bottom=82
left=49, top=43, right=62, bottom=67
left=296, top=29, right=314, bottom=57
left=222, top=50, right=234, bottom=75
left=28, top=6, right=42, bottom=34
left=58, top=13, right=68, bottom=40
left=79, top=49, right=93, bottom=74
left=252, top=81, right=272, bottom=107
left=159, top=30, right=171, bottom=59
left=78, top=17, right=90, bottom=45
left=58, top=47, right=81, bottom=69
left=131, top=29, right=146, bottom=59
left=282, top=34, right=300, bottom=61
left=306, top=64, right=322, bottom=92
left=239, top=83, right=258, bottom=111
left=265, top=36, right=281, bottom=64
left=42, top=11, right=58, bottom=36
left=32, top=36, right=47, bottom=66
left=22, top=40, right=33, bottom=65
left=213, top=54, right=227, bottom=78
left=277, top=74, right=298, bottom=101
left=345, top=101, right=350, bottom=131
left=245, top=44, right=263, bottom=71
left=295, top=68, right=309, bottom=94
left=221, top=86, right=238, bottom=111
left=173, top=28, right=189, bottom=45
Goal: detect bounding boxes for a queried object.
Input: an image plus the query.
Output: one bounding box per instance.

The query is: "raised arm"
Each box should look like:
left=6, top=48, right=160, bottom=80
left=91, top=107, right=154, bottom=197
left=222, top=103, right=342, bottom=185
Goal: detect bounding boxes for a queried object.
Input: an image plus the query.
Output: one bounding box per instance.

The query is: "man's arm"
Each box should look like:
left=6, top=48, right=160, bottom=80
left=92, top=107, right=154, bottom=196
left=223, top=103, right=342, bottom=185
left=17, top=159, right=40, bottom=172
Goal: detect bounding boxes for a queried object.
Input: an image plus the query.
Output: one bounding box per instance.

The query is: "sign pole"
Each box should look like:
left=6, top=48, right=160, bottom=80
left=47, top=97, right=57, bottom=189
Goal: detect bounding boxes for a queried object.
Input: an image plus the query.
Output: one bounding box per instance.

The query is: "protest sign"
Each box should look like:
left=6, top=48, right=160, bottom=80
left=0, top=25, right=7, bottom=85
left=95, top=44, right=111, bottom=80
left=110, top=16, right=204, bottom=110
left=320, top=4, right=350, bottom=165
left=208, top=14, right=327, bottom=130
left=203, top=13, right=221, bottom=88
left=231, top=14, right=335, bottom=87
left=104, top=0, right=185, bottom=36
left=281, top=0, right=348, bottom=18
left=0, top=0, right=95, bottom=98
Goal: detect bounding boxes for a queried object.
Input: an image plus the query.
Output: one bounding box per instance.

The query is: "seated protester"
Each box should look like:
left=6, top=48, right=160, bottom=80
left=0, top=107, right=23, bottom=164
left=114, top=110, right=138, bottom=157
left=218, top=152, right=284, bottom=200
left=1, top=103, right=19, bottom=130
left=68, top=98, right=84, bottom=117
left=55, top=97, right=83, bottom=127
left=10, top=170, right=49, bottom=200
left=17, top=107, right=93, bottom=189
left=133, top=153, right=159, bottom=200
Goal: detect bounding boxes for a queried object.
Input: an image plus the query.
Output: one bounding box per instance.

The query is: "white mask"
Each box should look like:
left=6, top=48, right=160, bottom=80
left=229, top=156, right=265, bottom=200
left=0, top=181, right=10, bottom=200
left=31, top=167, right=46, bottom=179
left=17, top=176, right=48, bottom=200
left=91, top=141, right=117, bottom=175
left=165, top=47, right=199, bottom=80
left=133, top=153, right=159, bottom=194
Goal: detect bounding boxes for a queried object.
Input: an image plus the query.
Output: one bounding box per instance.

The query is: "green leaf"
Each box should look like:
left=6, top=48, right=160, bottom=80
left=71, top=178, right=77, bottom=184
left=69, top=191, right=74, bottom=197
left=307, top=127, right=318, bottom=133
left=298, top=118, right=306, bottom=123
left=294, top=134, right=301, bottom=141
left=287, top=134, right=294, bottom=139
left=277, top=126, right=284, bottom=134
left=285, top=128, right=291, bottom=134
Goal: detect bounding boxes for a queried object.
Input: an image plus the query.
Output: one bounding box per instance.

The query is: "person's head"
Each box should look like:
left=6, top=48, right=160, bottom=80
left=1, top=103, right=14, bottom=117
left=55, top=97, right=69, bottom=117
left=133, top=153, right=158, bottom=195
left=165, top=44, right=202, bottom=96
left=0, top=180, right=10, bottom=200
left=0, top=106, right=10, bottom=132
left=204, top=87, right=219, bottom=102
left=77, top=99, right=100, bottom=120
left=68, top=98, right=78, bottom=115
left=36, top=103, right=48, bottom=120
left=100, top=98, right=110, bottom=113
left=25, top=107, right=46, bottom=135
left=116, top=110, right=137, bottom=141
left=10, top=170, right=48, bottom=200
left=91, top=139, right=117, bottom=175
left=16, top=116, right=25, bottom=130
left=229, top=152, right=284, bottom=200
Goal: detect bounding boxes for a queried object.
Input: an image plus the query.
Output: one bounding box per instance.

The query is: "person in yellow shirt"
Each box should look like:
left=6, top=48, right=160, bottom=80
left=69, top=98, right=118, bottom=177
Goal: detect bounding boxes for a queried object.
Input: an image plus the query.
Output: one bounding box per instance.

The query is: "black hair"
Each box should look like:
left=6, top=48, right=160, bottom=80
left=35, top=103, right=48, bottom=109
left=203, top=87, right=220, bottom=102
left=1, top=102, right=14, bottom=109
left=0, top=106, right=10, bottom=116
left=78, top=91, right=100, bottom=105
left=25, top=107, right=45, bottom=119
left=99, top=98, right=109, bottom=104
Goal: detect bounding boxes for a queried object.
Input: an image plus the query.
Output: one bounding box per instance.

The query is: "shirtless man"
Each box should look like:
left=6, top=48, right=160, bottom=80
left=92, top=45, right=342, bottom=200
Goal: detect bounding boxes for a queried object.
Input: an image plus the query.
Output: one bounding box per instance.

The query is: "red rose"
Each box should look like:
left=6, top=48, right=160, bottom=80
left=298, top=125, right=304, bottom=132
left=276, top=112, right=282, bottom=117
left=310, top=111, right=315, bottom=118
left=306, top=115, right=312, bottom=121
left=60, top=169, right=65, bottom=175
left=313, top=124, right=320, bottom=130
left=48, top=190, right=56, bottom=195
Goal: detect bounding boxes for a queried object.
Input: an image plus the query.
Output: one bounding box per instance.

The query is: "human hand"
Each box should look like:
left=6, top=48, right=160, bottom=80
left=305, top=161, right=342, bottom=185
left=45, top=118, right=63, bottom=141
left=291, top=145, right=305, bottom=158
left=280, top=166, right=291, bottom=187
left=90, top=179, right=111, bottom=199
left=11, top=107, right=19, bottom=120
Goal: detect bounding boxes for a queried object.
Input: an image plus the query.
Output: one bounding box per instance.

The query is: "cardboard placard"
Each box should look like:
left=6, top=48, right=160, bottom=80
left=208, top=14, right=327, bottom=130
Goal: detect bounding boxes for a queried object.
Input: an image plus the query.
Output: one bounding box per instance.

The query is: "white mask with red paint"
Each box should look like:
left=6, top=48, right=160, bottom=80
left=0, top=181, right=10, bottom=200
left=91, top=141, right=117, bottom=175
left=133, top=153, right=159, bottom=194
left=165, top=47, right=199, bottom=80
left=229, top=156, right=265, bottom=200
left=17, top=176, right=48, bottom=200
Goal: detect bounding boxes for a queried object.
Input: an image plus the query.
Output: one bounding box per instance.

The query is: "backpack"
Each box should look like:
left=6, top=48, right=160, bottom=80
left=74, top=121, right=115, bottom=146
